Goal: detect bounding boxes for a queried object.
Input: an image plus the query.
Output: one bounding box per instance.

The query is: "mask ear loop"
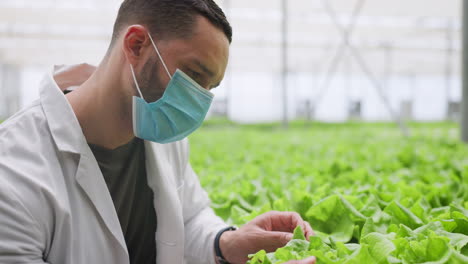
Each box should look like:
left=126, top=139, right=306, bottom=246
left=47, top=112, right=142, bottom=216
left=130, top=64, right=145, bottom=100
left=147, top=33, right=172, bottom=80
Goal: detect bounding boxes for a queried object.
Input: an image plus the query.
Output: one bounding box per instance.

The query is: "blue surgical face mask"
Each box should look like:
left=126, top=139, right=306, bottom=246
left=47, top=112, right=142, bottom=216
left=130, top=33, right=214, bottom=144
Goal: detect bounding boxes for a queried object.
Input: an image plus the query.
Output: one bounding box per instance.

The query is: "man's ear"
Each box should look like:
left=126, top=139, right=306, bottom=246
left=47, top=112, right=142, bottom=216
left=122, top=25, right=151, bottom=67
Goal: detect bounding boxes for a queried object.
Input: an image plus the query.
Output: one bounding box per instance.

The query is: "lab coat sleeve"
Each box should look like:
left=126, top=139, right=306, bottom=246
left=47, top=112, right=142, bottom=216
left=180, top=141, right=229, bottom=264
left=0, top=183, right=49, bottom=264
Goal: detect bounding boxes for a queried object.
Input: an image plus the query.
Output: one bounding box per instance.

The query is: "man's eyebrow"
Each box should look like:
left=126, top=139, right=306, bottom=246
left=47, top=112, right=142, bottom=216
left=193, top=59, right=215, bottom=78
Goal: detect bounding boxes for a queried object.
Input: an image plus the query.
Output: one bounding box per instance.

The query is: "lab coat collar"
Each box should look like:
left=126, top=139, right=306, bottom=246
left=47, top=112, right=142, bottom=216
left=40, top=67, right=85, bottom=154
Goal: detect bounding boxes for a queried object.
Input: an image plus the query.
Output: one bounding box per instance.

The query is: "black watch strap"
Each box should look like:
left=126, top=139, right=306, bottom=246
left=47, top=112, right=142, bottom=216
left=214, top=226, right=237, bottom=264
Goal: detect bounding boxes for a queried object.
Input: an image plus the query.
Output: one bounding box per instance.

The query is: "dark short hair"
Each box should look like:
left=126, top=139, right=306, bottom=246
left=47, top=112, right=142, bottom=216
left=111, top=0, right=232, bottom=45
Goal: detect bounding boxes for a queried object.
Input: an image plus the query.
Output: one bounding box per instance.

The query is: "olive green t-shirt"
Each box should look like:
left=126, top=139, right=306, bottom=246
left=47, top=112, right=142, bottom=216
left=89, top=138, right=157, bottom=264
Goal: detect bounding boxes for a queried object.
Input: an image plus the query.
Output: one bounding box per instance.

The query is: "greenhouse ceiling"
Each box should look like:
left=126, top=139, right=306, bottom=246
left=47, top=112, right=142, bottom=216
left=0, top=0, right=462, bottom=75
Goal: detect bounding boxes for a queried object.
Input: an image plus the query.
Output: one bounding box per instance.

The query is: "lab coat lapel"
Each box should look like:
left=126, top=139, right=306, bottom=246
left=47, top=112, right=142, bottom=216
left=75, top=150, right=129, bottom=258
left=145, top=141, right=185, bottom=263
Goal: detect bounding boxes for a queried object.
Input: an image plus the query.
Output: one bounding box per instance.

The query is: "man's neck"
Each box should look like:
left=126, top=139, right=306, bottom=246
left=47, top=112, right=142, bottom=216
left=65, top=63, right=135, bottom=150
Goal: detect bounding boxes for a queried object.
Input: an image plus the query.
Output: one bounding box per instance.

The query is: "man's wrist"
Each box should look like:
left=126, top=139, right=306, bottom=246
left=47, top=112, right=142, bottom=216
left=215, top=226, right=237, bottom=264
left=220, top=229, right=236, bottom=263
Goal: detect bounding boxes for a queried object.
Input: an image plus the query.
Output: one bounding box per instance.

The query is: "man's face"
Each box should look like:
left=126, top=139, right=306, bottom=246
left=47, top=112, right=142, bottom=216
left=136, top=16, right=230, bottom=103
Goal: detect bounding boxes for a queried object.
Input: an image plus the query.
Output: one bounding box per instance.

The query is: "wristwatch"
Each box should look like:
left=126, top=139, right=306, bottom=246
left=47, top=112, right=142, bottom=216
left=214, top=226, right=238, bottom=264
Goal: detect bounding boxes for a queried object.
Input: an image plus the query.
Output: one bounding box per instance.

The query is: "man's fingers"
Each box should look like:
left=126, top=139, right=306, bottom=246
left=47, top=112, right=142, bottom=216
left=253, top=211, right=315, bottom=242
left=262, top=231, right=294, bottom=252
left=304, top=221, right=315, bottom=239
left=283, top=256, right=317, bottom=264
left=271, top=212, right=303, bottom=232
left=267, top=211, right=307, bottom=233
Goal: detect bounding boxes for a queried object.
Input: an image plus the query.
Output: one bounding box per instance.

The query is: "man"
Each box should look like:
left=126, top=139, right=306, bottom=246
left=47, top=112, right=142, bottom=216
left=0, top=0, right=316, bottom=263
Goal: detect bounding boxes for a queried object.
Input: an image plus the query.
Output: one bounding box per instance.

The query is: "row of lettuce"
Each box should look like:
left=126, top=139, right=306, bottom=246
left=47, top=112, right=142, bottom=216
left=190, top=123, right=468, bottom=263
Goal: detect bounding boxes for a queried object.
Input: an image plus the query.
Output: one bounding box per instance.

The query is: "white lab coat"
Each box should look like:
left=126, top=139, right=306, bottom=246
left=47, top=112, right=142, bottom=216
left=0, top=68, right=228, bottom=264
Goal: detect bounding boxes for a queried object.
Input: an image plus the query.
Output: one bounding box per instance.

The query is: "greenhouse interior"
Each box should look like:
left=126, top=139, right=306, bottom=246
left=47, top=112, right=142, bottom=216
left=0, top=0, right=467, bottom=264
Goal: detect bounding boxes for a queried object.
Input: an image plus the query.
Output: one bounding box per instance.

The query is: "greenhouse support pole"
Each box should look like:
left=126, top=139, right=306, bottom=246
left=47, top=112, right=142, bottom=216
left=462, top=0, right=468, bottom=142
left=0, top=64, right=20, bottom=120
left=224, top=0, right=232, bottom=118
left=445, top=21, right=454, bottom=120
left=281, top=0, right=289, bottom=128
left=383, top=43, right=393, bottom=92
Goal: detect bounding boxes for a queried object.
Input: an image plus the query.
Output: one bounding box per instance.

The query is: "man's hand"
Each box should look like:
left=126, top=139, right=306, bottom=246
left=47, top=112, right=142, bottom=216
left=219, top=211, right=315, bottom=264
left=283, top=257, right=317, bottom=264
